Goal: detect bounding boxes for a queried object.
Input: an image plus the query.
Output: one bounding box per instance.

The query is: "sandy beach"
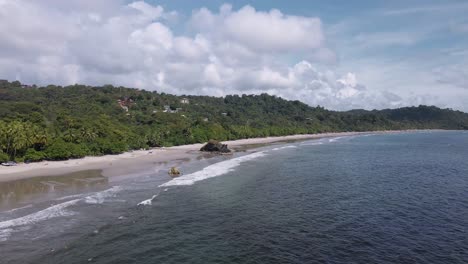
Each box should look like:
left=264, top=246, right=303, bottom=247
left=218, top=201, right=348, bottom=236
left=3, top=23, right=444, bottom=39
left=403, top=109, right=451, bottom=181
left=0, top=131, right=410, bottom=182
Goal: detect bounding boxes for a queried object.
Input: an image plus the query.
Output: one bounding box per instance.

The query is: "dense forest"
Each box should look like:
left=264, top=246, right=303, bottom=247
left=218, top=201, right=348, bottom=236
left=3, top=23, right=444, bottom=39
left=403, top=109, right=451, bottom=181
left=1, top=80, right=467, bottom=162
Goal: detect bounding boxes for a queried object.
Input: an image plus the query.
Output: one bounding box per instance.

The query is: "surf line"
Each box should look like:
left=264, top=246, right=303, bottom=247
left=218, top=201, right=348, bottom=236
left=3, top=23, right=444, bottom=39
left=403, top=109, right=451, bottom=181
left=137, top=189, right=162, bottom=206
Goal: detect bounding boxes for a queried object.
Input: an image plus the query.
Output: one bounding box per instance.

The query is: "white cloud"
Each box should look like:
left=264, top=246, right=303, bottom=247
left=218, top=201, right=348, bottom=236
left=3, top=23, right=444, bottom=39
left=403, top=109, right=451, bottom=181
left=128, top=1, right=164, bottom=20
left=0, top=0, right=465, bottom=111
left=191, top=4, right=324, bottom=53
left=434, top=64, right=468, bottom=89
left=381, top=2, right=468, bottom=16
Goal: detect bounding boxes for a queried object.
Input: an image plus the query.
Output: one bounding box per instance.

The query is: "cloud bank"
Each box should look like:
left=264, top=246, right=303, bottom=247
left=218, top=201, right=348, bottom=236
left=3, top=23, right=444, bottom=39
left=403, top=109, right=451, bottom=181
left=0, top=0, right=461, bottom=110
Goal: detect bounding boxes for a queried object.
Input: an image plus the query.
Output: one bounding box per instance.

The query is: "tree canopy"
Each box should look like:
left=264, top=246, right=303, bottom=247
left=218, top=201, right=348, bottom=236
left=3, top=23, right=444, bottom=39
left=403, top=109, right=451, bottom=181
left=1, top=80, right=467, bottom=162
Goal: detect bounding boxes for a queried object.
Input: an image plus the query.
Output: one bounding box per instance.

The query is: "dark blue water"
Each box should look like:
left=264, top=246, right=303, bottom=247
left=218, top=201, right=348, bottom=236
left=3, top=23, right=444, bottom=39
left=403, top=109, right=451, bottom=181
left=1, top=131, right=468, bottom=263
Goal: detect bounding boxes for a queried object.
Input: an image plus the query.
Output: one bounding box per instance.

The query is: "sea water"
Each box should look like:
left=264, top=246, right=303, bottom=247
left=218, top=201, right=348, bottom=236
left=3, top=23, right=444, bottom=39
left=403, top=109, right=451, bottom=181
left=0, top=131, right=467, bottom=263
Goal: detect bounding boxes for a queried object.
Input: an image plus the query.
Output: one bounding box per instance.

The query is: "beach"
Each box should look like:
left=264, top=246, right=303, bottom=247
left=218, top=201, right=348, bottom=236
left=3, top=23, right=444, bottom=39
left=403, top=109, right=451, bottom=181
left=0, top=131, right=414, bottom=182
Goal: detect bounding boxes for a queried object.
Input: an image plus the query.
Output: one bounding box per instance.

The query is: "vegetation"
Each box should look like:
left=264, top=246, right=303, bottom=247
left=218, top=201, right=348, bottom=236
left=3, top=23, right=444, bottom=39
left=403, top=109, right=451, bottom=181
left=0, top=80, right=467, bottom=162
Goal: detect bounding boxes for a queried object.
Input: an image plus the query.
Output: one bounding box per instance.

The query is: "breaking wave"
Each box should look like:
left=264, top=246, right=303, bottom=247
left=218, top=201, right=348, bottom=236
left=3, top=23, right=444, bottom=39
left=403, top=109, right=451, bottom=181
left=0, top=199, right=80, bottom=241
left=84, top=186, right=122, bottom=204
left=271, top=145, right=297, bottom=151
left=138, top=194, right=159, bottom=206
left=2, top=204, right=33, bottom=214
left=328, top=136, right=345, bottom=142
left=300, top=140, right=325, bottom=146
left=160, top=151, right=267, bottom=187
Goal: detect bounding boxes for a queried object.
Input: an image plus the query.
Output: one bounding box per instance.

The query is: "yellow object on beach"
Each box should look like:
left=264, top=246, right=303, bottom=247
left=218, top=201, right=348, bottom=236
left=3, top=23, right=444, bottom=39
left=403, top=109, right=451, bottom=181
left=168, top=167, right=181, bottom=177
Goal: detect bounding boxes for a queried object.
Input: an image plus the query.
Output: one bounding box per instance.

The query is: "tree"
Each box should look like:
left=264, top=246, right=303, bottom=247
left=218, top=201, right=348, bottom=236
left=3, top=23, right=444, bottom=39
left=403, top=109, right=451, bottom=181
left=1, top=79, right=468, bottom=163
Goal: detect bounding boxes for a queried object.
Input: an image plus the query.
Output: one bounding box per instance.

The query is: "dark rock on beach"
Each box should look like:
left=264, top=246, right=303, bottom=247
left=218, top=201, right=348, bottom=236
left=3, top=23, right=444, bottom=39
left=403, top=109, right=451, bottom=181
left=200, top=140, right=232, bottom=153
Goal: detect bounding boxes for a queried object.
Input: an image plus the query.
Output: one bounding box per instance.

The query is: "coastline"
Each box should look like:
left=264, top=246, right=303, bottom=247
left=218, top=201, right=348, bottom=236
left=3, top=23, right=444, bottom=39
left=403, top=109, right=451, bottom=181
left=0, top=130, right=430, bottom=182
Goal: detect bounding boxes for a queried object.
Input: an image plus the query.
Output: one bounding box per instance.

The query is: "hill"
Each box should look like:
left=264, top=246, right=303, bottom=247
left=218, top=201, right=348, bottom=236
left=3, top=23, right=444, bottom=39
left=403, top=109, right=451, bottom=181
left=0, top=80, right=467, bottom=162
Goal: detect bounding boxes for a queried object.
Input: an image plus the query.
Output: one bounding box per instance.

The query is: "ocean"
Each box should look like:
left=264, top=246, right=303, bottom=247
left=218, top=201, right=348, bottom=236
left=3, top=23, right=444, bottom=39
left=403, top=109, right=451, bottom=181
left=1, top=131, right=467, bottom=263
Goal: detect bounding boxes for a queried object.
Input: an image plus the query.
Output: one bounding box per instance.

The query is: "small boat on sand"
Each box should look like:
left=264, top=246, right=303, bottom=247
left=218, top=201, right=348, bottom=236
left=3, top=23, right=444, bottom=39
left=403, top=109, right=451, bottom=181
left=1, top=161, right=17, bottom=167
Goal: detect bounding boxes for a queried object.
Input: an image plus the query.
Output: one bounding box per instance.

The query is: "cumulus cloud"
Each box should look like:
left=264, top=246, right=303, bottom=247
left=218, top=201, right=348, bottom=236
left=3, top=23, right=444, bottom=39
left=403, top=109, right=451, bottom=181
left=191, top=4, right=324, bottom=53
left=434, top=64, right=468, bottom=89
left=0, top=0, right=420, bottom=110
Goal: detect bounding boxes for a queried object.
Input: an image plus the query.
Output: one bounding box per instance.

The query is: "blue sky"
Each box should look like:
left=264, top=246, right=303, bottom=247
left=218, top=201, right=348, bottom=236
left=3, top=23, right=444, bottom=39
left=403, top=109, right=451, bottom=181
left=1, top=0, right=467, bottom=110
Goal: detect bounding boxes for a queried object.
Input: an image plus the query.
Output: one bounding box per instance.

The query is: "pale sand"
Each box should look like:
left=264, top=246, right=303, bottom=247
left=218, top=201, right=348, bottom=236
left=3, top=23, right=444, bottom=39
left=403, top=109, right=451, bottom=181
left=0, top=130, right=418, bottom=182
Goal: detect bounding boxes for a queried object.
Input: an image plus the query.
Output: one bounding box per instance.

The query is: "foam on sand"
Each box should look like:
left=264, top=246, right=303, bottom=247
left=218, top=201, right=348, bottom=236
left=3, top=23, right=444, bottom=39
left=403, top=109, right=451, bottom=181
left=160, top=151, right=267, bottom=187
left=0, top=199, right=80, bottom=241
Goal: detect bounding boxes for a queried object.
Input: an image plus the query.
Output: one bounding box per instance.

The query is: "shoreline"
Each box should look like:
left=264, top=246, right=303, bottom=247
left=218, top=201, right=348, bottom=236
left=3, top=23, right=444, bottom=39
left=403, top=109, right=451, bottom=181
left=0, top=130, right=438, bottom=182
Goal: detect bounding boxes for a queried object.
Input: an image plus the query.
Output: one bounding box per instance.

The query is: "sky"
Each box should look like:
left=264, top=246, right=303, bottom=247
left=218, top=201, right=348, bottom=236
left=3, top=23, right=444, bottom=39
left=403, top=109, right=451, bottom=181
left=0, top=0, right=467, bottom=111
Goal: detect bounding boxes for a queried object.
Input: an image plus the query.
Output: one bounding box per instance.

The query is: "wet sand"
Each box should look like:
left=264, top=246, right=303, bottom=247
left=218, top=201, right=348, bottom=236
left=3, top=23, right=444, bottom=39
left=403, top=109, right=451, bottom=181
left=0, top=170, right=106, bottom=211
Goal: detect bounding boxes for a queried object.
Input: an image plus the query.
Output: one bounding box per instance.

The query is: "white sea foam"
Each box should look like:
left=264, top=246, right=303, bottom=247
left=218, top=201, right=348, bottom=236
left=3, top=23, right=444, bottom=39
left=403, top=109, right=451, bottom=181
left=0, top=199, right=80, bottom=241
left=84, top=186, right=122, bottom=204
left=0, top=228, right=13, bottom=242
left=300, top=141, right=325, bottom=146
left=55, top=193, right=86, bottom=201
left=138, top=194, right=159, bottom=206
left=2, top=204, right=33, bottom=214
left=328, top=136, right=345, bottom=142
left=160, top=151, right=267, bottom=187
left=271, top=145, right=297, bottom=151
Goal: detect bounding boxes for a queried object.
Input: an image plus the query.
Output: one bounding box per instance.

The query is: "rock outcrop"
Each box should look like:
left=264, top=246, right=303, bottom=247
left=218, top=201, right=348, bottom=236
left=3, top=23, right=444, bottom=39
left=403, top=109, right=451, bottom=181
left=200, top=140, right=231, bottom=153
left=168, top=167, right=181, bottom=177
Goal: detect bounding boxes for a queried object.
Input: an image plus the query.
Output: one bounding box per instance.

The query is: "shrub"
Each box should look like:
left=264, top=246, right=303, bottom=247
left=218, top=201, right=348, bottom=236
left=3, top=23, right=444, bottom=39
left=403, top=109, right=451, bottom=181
left=45, top=140, right=89, bottom=160
left=24, top=148, right=46, bottom=162
left=0, top=151, right=9, bottom=163
left=95, top=138, right=128, bottom=155
left=45, top=140, right=71, bottom=160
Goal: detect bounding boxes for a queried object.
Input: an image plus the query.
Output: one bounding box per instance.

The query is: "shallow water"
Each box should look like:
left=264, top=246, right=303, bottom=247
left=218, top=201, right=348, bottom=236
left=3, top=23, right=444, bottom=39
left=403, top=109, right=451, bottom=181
left=1, top=131, right=467, bottom=263
left=0, top=170, right=106, bottom=212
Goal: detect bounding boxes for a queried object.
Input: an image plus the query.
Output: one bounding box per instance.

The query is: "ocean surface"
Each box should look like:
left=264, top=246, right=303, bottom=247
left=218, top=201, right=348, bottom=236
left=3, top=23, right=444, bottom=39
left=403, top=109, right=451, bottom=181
left=1, top=131, right=467, bottom=264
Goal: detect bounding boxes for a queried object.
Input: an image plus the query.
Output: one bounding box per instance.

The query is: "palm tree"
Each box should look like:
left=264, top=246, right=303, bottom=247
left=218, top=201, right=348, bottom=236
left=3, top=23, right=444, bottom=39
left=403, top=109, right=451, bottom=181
left=31, top=127, right=49, bottom=150
left=63, top=129, right=77, bottom=143
left=80, top=127, right=98, bottom=142
left=6, top=121, right=28, bottom=159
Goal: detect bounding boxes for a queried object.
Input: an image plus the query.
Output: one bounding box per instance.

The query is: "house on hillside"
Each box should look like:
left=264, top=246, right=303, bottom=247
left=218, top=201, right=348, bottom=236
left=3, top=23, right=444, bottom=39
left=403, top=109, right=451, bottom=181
left=162, top=105, right=182, bottom=113
left=180, top=98, right=190, bottom=104
left=117, top=97, right=134, bottom=112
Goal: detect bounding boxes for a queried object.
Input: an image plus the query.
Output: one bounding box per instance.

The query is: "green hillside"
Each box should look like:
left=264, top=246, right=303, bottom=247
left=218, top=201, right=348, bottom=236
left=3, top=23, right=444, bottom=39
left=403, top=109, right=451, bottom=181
left=1, top=80, right=467, bottom=162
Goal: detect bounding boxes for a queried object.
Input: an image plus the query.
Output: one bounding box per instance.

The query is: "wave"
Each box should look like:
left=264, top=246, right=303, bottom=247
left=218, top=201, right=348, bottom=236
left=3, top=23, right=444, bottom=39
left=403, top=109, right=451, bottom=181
left=0, top=186, right=123, bottom=241
left=138, top=194, right=159, bottom=206
left=300, top=141, right=325, bottom=146
left=138, top=188, right=164, bottom=206
left=0, top=199, right=80, bottom=241
left=55, top=193, right=86, bottom=201
left=0, top=228, right=12, bottom=242
left=2, top=204, right=33, bottom=214
left=159, top=151, right=267, bottom=187
left=328, top=136, right=345, bottom=142
left=271, top=145, right=297, bottom=151
left=84, top=186, right=122, bottom=204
